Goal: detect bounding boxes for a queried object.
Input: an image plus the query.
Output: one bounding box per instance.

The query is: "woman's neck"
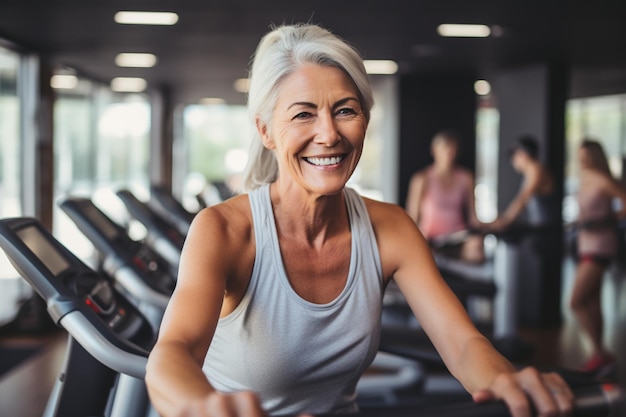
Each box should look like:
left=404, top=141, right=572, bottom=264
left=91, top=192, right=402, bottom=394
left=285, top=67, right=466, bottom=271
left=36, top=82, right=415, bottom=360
left=268, top=182, right=348, bottom=247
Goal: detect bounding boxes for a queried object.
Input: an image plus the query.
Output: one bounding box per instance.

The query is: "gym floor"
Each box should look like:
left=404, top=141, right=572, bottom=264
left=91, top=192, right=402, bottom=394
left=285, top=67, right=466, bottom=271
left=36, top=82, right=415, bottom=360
left=0, top=257, right=624, bottom=417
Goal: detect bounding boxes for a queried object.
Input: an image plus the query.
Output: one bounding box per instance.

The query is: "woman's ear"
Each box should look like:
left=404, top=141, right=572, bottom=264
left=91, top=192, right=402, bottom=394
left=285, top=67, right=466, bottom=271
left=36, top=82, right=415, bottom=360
left=256, top=116, right=275, bottom=150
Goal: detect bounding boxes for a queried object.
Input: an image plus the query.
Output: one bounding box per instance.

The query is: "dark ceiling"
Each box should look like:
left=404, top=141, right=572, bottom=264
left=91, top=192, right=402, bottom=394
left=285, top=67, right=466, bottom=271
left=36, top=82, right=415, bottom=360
left=1, top=0, right=625, bottom=105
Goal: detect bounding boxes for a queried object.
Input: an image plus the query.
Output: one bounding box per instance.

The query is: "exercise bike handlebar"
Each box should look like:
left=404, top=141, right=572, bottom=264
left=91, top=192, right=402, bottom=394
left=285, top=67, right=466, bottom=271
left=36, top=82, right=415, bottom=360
left=279, top=384, right=623, bottom=417
left=60, top=312, right=148, bottom=379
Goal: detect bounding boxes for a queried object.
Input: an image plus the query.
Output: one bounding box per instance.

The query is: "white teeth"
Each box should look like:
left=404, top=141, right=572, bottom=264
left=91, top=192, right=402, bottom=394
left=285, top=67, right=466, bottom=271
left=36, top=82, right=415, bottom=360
left=305, top=155, right=343, bottom=166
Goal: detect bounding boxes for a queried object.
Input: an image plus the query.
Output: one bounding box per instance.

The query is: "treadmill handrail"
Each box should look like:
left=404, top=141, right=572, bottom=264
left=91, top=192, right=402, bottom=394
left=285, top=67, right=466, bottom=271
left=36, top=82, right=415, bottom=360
left=276, top=384, right=623, bottom=417
left=60, top=312, right=148, bottom=379
left=111, top=265, right=171, bottom=310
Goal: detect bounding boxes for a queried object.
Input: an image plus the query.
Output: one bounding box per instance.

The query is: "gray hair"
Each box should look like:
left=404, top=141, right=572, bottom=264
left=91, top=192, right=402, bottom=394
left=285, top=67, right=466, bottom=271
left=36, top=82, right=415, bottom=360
left=240, top=23, right=374, bottom=192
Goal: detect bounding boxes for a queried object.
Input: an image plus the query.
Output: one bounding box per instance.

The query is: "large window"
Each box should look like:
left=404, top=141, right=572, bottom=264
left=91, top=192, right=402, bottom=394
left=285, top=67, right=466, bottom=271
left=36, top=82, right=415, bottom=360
left=0, top=45, right=32, bottom=325
left=53, top=81, right=151, bottom=263
left=182, top=104, right=251, bottom=209
left=475, top=104, right=500, bottom=222
left=0, top=47, right=20, bottom=221
left=564, top=94, right=626, bottom=221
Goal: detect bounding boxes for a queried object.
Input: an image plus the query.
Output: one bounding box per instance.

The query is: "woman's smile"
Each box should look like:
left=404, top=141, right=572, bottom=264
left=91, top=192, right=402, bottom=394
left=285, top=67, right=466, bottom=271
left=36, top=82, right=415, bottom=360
left=302, top=154, right=346, bottom=167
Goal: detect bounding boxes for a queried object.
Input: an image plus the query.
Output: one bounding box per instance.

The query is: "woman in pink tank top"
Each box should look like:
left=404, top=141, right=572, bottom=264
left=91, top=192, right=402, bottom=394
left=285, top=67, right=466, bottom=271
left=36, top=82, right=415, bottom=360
left=406, top=130, right=484, bottom=262
left=570, top=140, right=626, bottom=374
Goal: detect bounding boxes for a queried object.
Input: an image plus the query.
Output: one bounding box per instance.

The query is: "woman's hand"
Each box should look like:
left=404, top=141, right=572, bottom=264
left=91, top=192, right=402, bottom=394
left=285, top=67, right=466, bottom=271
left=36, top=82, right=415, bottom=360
left=472, top=367, right=574, bottom=417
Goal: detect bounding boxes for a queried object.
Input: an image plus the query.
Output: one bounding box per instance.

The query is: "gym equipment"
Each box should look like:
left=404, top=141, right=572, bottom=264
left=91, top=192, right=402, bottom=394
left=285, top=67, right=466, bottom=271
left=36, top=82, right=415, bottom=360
left=285, top=382, right=624, bottom=416
left=0, top=217, right=155, bottom=417
left=60, top=197, right=176, bottom=329
left=430, top=225, right=566, bottom=361
left=147, top=185, right=195, bottom=237
left=115, top=189, right=184, bottom=272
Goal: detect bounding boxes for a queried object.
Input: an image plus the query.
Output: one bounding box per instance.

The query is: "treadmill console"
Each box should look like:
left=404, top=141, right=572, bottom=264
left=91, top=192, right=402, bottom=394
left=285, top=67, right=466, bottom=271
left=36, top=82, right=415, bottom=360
left=0, top=218, right=154, bottom=351
left=60, top=198, right=176, bottom=294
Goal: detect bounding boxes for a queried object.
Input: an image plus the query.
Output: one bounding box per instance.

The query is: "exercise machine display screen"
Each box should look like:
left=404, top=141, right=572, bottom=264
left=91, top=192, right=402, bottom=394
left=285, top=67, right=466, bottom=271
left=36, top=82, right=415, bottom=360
left=82, top=204, right=120, bottom=240
left=16, top=225, right=70, bottom=275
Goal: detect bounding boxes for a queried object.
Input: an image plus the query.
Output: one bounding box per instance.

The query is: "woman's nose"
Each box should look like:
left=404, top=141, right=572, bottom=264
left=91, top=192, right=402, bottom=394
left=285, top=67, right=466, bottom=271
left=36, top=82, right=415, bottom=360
left=314, top=114, right=341, bottom=147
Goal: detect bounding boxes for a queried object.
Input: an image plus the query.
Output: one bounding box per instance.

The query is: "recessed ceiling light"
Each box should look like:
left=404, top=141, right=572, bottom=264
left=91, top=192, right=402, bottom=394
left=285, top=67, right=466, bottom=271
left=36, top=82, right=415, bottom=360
left=111, top=77, right=147, bottom=92
left=50, top=74, right=78, bottom=89
left=234, top=78, right=250, bottom=93
left=199, top=97, right=226, bottom=105
left=114, top=11, right=179, bottom=25
left=115, top=53, right=158, bottom=68
left=363, top=60, right=398, bottom=75
left=437, top=24, right=491, bottom=38
left=474, top=80, right=491, bottom=95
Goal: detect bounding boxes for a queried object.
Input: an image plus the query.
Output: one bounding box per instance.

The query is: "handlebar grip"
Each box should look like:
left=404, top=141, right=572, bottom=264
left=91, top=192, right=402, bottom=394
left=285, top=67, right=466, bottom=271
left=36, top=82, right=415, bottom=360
left=276, top=383, right=624, bottom=417
left=573, top=384, right=624, bottom=417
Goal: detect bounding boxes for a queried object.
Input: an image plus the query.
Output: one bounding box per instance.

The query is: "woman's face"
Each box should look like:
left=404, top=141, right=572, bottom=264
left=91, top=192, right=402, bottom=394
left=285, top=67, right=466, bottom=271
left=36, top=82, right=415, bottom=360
left=510, top=149, right=526, bottom=172
left=257, top=64, right=368, bottom=196
left=431, top=139, right=458, bottom=168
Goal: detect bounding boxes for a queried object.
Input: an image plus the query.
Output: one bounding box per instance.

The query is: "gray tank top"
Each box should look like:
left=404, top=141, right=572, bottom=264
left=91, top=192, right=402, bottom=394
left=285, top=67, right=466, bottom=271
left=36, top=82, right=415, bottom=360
left=202, top=184, right=384, bottom=415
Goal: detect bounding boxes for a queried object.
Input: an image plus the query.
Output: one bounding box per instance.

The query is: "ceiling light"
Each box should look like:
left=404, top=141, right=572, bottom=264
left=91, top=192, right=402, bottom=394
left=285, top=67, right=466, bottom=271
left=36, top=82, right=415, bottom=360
left=111, top=77, right=147, bottom=92
left=200, top=97, right=226, bottom=105
left=50, top=74, right=78, bottom=89
left=114, top=11, right=179, bottom=25
left=474, top=80, right=491, bottom=95
left=115, top=53, right=157, bottom=68
left=437, top=24, right=491, bottom=38
left=234, top=78, right=250, bottom=93
left=363, top=60, right=398, bottom=75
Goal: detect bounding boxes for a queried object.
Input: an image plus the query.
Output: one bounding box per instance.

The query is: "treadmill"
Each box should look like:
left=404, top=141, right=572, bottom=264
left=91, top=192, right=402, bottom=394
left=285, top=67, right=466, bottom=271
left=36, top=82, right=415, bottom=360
left=60, top=197, right=176, bottom=329
left=115, top=189, right=184, bottom=272
left=147, top=185, right=195, bottom=237
left=0, top=217, right=155, bottom=417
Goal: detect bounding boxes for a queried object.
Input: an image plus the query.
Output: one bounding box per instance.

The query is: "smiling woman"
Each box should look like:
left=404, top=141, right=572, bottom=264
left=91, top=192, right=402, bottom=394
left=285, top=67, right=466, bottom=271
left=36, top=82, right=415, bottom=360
left=241, top=25, right=374, bottom=193
left=145, top=23, right=575, bottom=417
left=255, top=64, right=368, bottom=197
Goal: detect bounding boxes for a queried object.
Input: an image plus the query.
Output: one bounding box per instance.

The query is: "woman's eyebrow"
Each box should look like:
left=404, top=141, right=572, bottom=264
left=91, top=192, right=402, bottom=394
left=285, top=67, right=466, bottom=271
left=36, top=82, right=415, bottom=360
left=287, top=101, right=316, bottom=110
left=287, top=97, right=359, bottom=111
left=332, top=97, right=360, bottom=109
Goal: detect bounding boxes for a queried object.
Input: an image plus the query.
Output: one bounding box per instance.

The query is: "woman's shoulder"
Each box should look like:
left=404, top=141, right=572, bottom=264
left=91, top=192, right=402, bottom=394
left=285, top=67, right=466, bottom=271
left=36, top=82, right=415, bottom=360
left=191, top=193, right=253, bottom=240
left=362, top=197, right=414, bottom=229
left=410, top=166, right=431, bottom=182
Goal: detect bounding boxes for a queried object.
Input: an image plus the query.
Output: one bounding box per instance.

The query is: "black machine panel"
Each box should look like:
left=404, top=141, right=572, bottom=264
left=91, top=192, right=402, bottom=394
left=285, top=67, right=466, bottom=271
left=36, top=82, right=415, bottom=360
left=0, top=218, right=154, bottom=352
left=116, top=189, right=186, bottom=249
left=60, top=198, right=176, bottom=295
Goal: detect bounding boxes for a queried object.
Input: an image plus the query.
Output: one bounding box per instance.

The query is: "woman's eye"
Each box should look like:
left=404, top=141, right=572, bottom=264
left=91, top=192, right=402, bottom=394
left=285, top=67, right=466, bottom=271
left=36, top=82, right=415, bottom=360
left=293, top=112, right=312, bottom=120
left=337, top=107, right=357, bottom=116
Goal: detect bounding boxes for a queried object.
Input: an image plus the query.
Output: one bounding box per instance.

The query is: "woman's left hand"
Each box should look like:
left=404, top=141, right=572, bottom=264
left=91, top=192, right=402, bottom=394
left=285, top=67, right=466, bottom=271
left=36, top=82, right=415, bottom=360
left=472, top=367, right=574, bottom=417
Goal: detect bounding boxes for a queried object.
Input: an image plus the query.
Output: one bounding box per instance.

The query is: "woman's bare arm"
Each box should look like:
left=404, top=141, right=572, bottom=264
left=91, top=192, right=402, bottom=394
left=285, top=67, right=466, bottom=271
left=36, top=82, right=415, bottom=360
left=598, top=171, right=626, bottom=218
left=145, top=197, right=262, bottom=417
left=367, top=200, right=573, bottom=417
left=494, top=165, right=543, bottom=229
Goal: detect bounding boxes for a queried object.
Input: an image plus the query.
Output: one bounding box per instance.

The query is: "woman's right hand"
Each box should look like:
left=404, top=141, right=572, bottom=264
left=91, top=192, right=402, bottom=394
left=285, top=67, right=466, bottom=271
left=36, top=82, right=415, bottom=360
left=176, top=391, right=267, bottom=417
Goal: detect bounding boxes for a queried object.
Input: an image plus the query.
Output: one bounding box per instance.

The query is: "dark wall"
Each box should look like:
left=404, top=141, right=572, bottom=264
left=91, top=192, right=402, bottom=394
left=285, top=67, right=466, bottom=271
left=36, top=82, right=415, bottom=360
left=493, top=64, right=566, bottom=213
left=398, top=72, right=477, bottom=207
left=493, top=62, right=568, bottom=328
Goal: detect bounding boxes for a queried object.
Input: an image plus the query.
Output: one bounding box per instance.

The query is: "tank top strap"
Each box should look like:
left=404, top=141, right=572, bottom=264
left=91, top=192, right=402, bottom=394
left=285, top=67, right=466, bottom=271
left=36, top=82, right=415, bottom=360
left=343, top=187, right=383, bottom=283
